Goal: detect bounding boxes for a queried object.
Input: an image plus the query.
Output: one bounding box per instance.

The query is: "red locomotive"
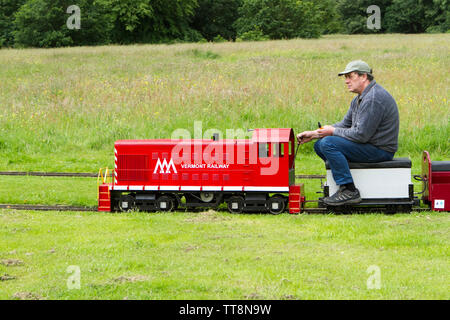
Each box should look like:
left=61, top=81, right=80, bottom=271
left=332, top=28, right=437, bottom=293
left=99, top=128, right=305, bottom=214
left=98, top=128, right=449, bottom=214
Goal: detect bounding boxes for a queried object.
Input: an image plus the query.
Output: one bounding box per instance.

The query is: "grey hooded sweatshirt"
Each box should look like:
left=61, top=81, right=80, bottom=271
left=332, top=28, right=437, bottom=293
left=333, top=81, right=399, bottom=153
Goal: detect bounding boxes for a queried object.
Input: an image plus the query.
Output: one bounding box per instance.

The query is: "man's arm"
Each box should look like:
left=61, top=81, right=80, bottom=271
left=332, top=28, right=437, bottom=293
left=333, top=98, right=355, bottom=128
left=333, top=97, right=383, bottom=144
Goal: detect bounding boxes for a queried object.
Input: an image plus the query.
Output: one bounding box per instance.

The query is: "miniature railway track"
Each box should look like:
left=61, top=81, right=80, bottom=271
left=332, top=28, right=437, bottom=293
left=296, top=174, right=326, bottom=179
left=0, top=171, right=109, bottom=178
left=0, top=203, right=326, bottom=213
left=0, top=204, right=97, bottom=211
left=0, top=204, right=429, bottom=213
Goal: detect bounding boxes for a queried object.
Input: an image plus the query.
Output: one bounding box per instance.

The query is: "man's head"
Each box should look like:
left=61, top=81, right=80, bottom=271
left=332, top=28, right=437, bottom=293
left=338, top=60, right=374, bottom=94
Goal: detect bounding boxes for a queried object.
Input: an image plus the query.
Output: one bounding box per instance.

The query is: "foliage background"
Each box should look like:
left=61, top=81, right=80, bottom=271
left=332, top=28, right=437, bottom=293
left=0, top=0, right=449, bottom=47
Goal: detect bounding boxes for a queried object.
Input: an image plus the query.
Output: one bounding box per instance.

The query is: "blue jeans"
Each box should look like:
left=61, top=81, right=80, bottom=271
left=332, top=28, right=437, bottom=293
left=314, top=136, right=395, bottom=185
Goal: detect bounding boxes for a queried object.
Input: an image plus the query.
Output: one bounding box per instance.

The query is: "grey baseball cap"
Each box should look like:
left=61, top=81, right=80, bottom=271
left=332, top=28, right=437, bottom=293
left=338, top=60, right=372, bottom=76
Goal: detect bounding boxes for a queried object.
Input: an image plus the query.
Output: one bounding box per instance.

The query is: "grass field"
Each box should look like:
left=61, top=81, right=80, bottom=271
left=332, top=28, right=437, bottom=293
left=1, top=209, right=449, bottom=300
left=0, top=33, right=448, bottom=172
left=0, top=34, right=449, bottom=299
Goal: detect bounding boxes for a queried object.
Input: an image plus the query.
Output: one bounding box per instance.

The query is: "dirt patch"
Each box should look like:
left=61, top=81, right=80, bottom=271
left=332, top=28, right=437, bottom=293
left=112, top=275, right=149, bottom=283
left=184, top=245, right=200, bottom=252
left=244, top=292, right=264, bottom=299
left=184, top=210, right=231, bottom=223
left=12, top=292, right=45, bottom=300
left=1, top=274, right=16, bottom=281
left=1, top=259, right=24, bottom=266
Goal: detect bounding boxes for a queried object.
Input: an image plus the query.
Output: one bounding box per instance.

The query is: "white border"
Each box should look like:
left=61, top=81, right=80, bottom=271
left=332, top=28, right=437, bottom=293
left=112, top=185, right=289, bottom=192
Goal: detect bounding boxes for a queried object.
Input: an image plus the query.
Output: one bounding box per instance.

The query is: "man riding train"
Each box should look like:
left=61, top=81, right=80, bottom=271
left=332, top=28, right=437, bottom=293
left=297, top=60, right=399, bottom=206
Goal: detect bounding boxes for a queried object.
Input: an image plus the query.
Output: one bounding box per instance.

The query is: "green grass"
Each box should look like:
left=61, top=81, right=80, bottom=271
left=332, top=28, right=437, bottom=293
left=1, top=209, right=448, bottom=300
left=0, top=176, right=96, bottom=206
left=0, top=34, right=449, bottom=300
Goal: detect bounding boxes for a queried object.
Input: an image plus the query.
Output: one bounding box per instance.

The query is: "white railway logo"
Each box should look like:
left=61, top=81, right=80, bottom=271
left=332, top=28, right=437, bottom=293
left=154, top=158, right=177, bottom=174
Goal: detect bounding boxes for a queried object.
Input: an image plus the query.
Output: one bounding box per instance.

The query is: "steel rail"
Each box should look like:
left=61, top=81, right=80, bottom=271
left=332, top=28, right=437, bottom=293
left=295, top=174, right=325, bottom=179
left=0, top=204, right=97, bottom=211
left=0, top=171, right=109, bottom=177
left=0, top=204, right=429, bottom=213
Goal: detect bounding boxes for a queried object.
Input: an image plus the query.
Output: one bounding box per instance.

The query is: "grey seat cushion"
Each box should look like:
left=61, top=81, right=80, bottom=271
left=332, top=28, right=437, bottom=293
left=325, top=158, right=412, bottom=169
left=432, top=161, right=450, bottom=172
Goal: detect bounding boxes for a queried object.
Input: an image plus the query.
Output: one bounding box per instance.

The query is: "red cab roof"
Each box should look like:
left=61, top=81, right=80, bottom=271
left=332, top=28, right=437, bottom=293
left=251, top=128, right=294, bottom=143
left=114, top=128, right=294, bottom=145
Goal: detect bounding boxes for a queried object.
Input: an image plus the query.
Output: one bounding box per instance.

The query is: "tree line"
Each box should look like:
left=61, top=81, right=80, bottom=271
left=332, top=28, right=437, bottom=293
left=0, top=0, right=448, bottom=48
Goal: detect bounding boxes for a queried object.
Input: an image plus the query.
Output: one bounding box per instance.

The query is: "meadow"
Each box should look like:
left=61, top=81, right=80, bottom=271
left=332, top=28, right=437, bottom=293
left=0, top=34, right=449, bottom=299
left=0, top=33, right=448, bottom=173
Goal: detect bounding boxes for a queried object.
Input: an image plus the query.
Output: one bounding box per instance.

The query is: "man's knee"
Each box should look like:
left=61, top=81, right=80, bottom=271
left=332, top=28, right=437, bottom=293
left=319, top=136, right=340, bottom=151
left=313, top=139, right=322, bottom=154
left=314, top=139, right=328, bottom=161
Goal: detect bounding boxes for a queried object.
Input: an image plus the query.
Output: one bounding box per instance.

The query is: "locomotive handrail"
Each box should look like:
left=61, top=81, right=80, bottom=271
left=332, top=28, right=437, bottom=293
left=97, top=168, right=111, bottom=200
left=291, top=143, right=300, bottom=169
left=97, top=167, right=110, bottom=185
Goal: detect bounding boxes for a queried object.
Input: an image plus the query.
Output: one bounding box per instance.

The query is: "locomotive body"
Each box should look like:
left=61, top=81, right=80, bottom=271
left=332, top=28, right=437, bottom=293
left=99, top=128, right=305, bottom=214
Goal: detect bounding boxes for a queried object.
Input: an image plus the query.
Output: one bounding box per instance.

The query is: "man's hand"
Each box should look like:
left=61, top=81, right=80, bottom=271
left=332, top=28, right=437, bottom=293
left=296, top=130, right=318, bottom=144
left=317, top=125, right=335, bottom=138
left=297, top=125, right=335, bottom=144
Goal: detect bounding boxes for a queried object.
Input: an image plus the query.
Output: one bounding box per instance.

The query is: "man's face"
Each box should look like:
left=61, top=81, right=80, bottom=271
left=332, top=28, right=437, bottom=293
left=344, top=72, right=366, bottom=94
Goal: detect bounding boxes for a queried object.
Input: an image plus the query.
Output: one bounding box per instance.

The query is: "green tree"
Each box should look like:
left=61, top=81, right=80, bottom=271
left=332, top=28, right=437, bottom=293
left=13, top=0, right=72, bottom=47
left=315, top=0, right=343, bottom=34
left=385, top=0, right=449, bottom=33
left=429, top=0, right=450, bottom=32
left=234, top=0, right=328, bottom=40
left=97, top=0, right=199, bottom=43
left=13, top=0, right=113, bottom=47
left=337, top=0, right=449, bottom=34
left=190, top=0, right=242, bottom=41
left=0, top=0, right=26, bottom=47
left=337, top=0, right=393, bottom=34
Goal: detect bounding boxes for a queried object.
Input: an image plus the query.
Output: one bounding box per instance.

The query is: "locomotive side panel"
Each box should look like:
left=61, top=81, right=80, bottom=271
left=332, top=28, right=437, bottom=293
left=114, top=137, right=293, bottom=191
left=106, top=128, right=297, bottom=213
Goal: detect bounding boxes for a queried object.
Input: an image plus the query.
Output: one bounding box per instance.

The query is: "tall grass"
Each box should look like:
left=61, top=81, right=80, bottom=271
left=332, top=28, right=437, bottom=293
left=0, top=34, right=448, bottom=172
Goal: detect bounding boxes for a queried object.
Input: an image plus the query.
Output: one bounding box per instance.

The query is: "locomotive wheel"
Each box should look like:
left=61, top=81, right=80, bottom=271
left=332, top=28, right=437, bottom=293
left=118, top=194, right=136, bottom=212
left=200, top=192, right=215, bottom=203
left=267, top=195, right=286, bottom=215
left=156, top=195, right=174, bottom=212
left=227, top=196, right=245, bottom=214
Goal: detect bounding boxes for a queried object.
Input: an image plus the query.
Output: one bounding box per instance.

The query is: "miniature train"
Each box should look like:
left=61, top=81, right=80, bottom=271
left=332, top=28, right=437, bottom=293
left=98, top=128, right=449, bottom=214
